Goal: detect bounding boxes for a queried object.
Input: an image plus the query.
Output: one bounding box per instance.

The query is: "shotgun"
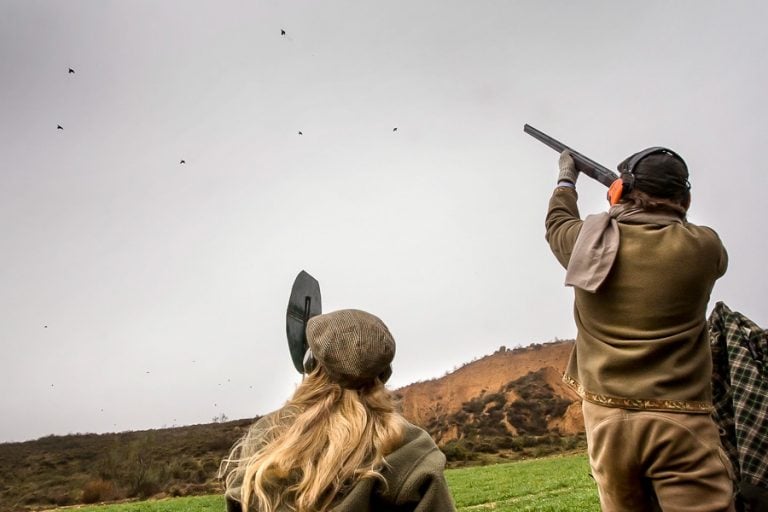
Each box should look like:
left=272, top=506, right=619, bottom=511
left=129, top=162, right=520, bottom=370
left=523, top=124, right=619, bottom=187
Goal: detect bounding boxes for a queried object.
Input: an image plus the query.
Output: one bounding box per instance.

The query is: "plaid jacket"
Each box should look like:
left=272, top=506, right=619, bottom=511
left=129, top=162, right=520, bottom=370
left=710, top=302, right=768, bottom=508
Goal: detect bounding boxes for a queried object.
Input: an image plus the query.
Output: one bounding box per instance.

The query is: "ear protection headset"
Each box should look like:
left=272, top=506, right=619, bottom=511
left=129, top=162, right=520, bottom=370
left=608, top=147, right=688, bottom=206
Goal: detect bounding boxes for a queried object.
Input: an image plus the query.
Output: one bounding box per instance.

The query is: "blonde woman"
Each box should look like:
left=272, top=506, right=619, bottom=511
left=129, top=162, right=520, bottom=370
left=220, top=309, right=456, bottom=512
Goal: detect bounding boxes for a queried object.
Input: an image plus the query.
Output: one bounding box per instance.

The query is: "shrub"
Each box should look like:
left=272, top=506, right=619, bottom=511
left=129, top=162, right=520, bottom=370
left=483, top=392, right=506, bottom=406
left=50, top=487, right=74, bottom=506
left=462, top=400, right=484, bottom=415
left=492, top=435, right=520, bottom=450
left=135, top=475, right=161, bottom=499
left=506, top=437, right=524, bottom=452
left=194, top=466, right=209, bottom=483
left=170, top=461, right=189, bottom=480
left=81, top=478, right=116, bottom=504
left=442, top=440, right=476, bottom=462
left=474, top=439, right=500, bottom=453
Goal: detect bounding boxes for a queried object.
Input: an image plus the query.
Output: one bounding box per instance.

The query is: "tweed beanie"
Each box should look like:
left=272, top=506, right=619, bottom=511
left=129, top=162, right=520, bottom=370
left=306, top=309, right=395, bottom=389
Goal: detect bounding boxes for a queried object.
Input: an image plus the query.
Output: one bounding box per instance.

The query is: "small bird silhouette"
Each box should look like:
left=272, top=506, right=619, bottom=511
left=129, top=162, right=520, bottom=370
left=68, top=68, right=75, bottom=74
left=281, top=29, right=286, bottom=36
left=57, top=125, right=63, bottom=130
left=44, top=325, right=48, bottom=328
left=180, top=159, right=185, bottom=164
left=393, top=127, right=398, bottom=132
left=298, top=131, right=303, bottom=135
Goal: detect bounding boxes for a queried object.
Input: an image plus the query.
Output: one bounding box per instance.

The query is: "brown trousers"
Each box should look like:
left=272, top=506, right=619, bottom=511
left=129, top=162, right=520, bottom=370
left=582, top=401, right=735, bottom=512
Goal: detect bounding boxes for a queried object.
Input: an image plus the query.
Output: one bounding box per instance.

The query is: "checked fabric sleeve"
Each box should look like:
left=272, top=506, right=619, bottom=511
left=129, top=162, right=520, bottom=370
left=710, top=302, right=768, bottom=509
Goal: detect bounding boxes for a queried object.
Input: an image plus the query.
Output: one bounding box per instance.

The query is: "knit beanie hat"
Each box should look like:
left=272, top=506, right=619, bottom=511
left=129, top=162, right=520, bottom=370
left=306, top=309, right=395, bottom=389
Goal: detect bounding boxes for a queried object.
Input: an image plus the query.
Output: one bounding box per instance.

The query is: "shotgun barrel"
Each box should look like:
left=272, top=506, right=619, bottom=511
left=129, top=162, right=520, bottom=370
left=524, top=124, right=619, bottom=187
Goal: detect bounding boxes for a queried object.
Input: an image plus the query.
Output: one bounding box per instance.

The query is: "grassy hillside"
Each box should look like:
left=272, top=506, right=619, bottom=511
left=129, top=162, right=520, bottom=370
left=44, top=453, right=600, bottom=512
left=0, top=419, right=255, bottom=511
left=2, top=340, right=585, bottom=511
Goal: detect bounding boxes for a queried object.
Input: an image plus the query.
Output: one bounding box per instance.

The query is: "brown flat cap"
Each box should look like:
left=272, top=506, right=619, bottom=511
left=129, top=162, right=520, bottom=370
left=306, top=309, right=395, bottom=388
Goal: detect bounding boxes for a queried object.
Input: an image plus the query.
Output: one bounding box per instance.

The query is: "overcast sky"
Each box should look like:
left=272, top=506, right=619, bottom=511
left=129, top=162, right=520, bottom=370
left=1, top=0, right=766, bottom=443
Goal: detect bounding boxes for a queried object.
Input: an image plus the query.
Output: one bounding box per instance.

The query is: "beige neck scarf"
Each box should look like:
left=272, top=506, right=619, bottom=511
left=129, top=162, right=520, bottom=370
left=564, top=205, right=684, bottom=292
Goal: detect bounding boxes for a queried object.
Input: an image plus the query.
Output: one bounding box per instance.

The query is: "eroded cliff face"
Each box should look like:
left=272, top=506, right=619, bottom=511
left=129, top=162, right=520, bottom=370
left=395, top=341, right=584, bottom=444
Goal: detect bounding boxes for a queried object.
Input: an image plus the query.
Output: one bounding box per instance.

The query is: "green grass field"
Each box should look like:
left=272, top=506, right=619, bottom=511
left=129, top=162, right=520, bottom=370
left=61, top=453, right=600, bottom=512
left=446, top=453, right=599, bottom=511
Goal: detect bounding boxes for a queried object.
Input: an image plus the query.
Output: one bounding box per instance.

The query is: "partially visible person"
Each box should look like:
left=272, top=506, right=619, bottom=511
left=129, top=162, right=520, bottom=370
left=220, top=309, right=456, bottom=512
left=545, top=147, right=734, bottom=511
left=710, top=302, right=768, bottom=511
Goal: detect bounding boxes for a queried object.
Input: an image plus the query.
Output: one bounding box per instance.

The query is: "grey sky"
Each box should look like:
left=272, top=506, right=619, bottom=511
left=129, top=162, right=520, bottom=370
left=1, top=0, right=766, bottom=443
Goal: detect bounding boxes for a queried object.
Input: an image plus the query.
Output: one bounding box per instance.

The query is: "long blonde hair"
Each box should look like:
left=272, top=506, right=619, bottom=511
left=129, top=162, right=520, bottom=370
left=222, top=366, right=406, bottom=512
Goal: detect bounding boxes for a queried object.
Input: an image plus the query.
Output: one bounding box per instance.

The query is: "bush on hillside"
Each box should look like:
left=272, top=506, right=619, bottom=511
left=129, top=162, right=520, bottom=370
left=442, top=439, right=476, bottom=462
left=81, top=479, right=116, bottom=504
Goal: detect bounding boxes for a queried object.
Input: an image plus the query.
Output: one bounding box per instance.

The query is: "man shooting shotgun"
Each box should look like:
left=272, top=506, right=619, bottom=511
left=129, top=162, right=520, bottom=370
left=528, top=125, right=735, bottom=511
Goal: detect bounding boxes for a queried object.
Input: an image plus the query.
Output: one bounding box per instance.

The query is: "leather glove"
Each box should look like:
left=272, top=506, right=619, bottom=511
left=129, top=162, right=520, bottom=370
left=558, top=150, right=579, bottom=185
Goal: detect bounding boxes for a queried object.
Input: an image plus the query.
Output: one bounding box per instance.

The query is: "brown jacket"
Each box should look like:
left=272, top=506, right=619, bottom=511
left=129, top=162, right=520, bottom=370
left=224, top=414, right=455, bottom=512
left=546, top=187, right=727, bottom=412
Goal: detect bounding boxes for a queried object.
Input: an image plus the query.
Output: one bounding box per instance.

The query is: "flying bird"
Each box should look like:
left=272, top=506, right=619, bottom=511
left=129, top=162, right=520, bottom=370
left=393, top=127, right=398, bottom=132
left=68, top=68, right=75, bottom=74
left=298, top=131, right=303, bottom=135
left=180, top=159, right=186, bottom=164
left=281, top=29, right=286, bottom=36
left=57, top=125, right=63, bottom=130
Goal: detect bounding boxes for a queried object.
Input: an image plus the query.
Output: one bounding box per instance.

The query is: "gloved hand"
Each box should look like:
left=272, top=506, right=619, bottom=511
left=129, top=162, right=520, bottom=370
left=558, top=150, right=579, bottom=185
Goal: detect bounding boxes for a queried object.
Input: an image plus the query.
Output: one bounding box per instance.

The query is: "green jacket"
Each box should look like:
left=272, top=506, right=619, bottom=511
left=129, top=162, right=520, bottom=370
left=546, top=187, right=727, bottom=412
left=224, top=414, right=456, bottom=512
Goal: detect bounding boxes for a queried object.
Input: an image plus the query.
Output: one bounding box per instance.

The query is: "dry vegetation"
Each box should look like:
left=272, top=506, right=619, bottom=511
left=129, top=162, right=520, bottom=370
left=0, top=419, right=254, bottom=511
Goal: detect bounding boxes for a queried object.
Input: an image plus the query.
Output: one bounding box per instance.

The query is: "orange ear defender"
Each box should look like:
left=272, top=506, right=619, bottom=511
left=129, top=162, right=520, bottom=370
left=608, top=179, right=624, bottom=206
left=607, top=171, right=635, bottom=206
